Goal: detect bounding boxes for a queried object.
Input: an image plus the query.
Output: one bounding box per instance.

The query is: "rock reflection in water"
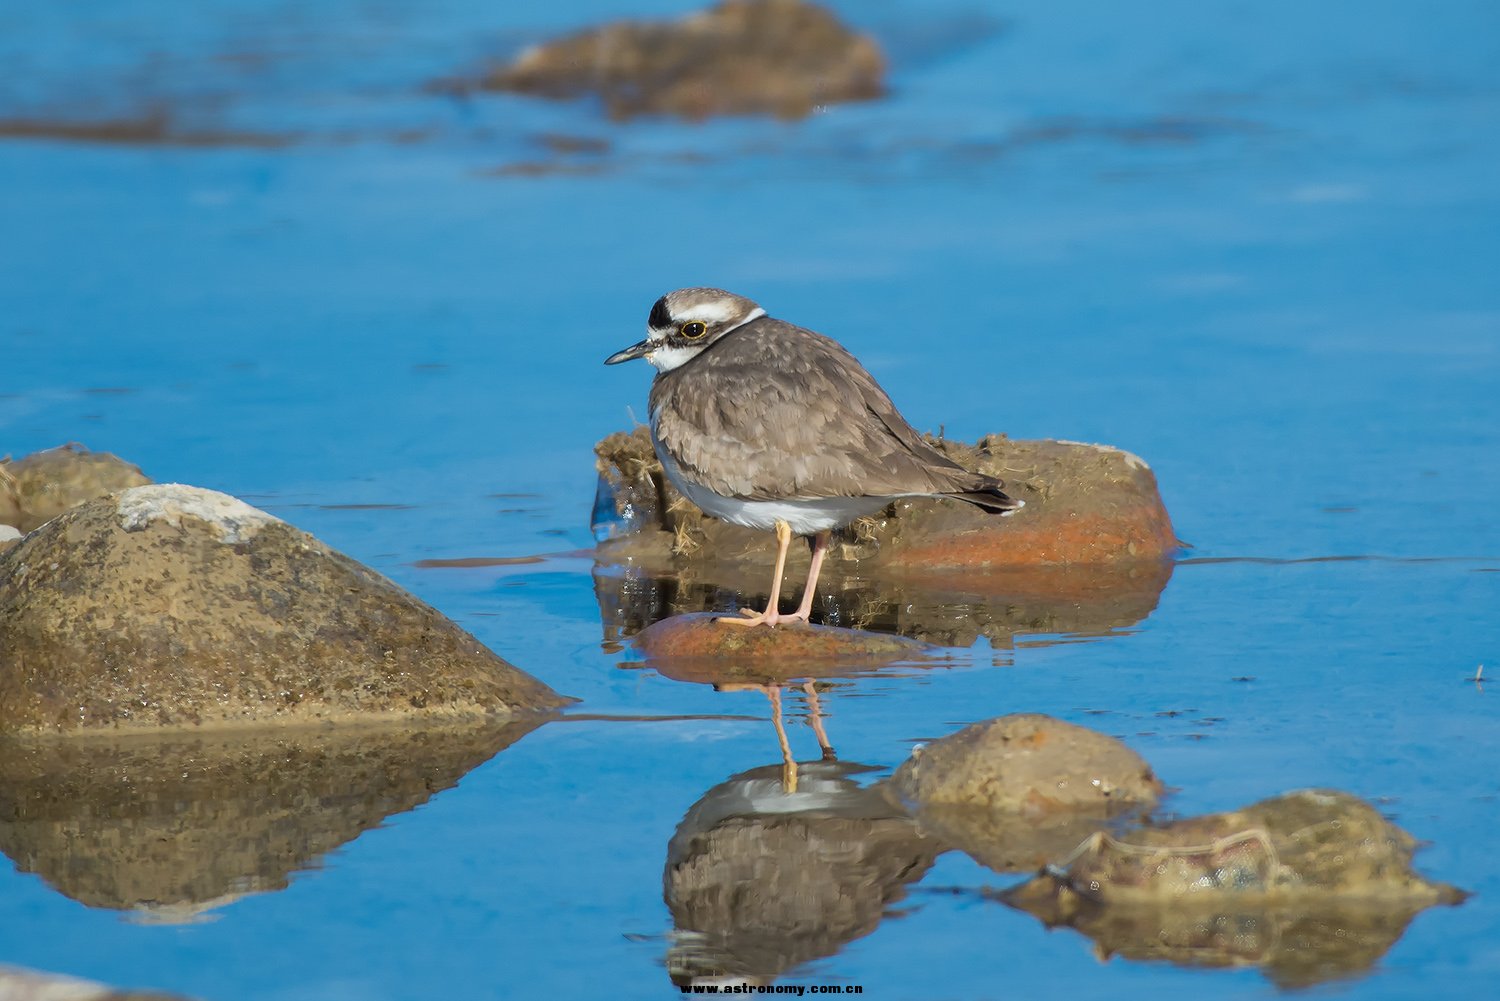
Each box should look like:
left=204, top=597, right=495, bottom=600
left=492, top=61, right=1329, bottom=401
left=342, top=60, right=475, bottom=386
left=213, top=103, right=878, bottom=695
left=594, top=557, right=1172, bottom=650
left=999, top=789, right=1466, bottom=988
left=1002, top=889, right=1443, bottom=989
left=0, top=719, right=542, bottom=918
left=664, top=761, right=939, bottom=986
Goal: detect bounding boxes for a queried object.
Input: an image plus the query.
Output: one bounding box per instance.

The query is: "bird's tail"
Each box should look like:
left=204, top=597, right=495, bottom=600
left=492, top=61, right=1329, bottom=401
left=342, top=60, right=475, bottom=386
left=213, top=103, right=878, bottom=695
left=947, top=477, right=1024, bottom=514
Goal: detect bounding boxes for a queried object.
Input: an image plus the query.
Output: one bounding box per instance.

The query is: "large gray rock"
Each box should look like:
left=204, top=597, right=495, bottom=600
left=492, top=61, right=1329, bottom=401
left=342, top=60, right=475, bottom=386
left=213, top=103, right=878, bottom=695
left=0, top=484, right=570, bottom=733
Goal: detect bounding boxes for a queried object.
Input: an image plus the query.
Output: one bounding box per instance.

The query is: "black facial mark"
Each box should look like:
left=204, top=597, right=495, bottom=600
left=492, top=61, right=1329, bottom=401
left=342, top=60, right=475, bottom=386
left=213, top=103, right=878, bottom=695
left=648, top=295, right=673, bottom=330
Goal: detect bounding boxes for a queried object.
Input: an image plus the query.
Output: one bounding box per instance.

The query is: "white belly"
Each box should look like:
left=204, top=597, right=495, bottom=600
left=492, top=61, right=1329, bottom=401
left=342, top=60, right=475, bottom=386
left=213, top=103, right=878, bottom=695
left=654, top=437, right=889, bottom=535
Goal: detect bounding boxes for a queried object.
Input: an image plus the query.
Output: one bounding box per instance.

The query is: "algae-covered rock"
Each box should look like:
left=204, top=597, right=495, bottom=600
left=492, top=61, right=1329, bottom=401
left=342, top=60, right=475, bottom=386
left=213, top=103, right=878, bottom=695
left=884, top=713, right=1163, bottom=872
left=482, top=0, right=884, bottom=121
left=891, top=713, right=1163, bottom=814
left=594, top=427, right=1177, bottom=570
left=0, top=719, right=539, bottom=914
left=665, top=761, right=939, bottom=984
left=0, top=484, right=570, bottom=733
left=1002, top=789, right=1467, bottom=987
left=1, top=442, right=150, bottom=532
left=1012, top=789, right=1464, bottom=905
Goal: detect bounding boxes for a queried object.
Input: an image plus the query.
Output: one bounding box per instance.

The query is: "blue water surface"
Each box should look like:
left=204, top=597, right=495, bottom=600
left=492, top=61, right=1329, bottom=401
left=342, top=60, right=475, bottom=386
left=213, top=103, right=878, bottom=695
left=1, top=1, right=1497, bottom=998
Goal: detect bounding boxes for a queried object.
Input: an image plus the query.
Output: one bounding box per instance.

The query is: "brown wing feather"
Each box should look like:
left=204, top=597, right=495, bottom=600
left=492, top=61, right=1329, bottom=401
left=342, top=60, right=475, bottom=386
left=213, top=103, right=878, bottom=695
left=650, top=316, right=1013, bottom=504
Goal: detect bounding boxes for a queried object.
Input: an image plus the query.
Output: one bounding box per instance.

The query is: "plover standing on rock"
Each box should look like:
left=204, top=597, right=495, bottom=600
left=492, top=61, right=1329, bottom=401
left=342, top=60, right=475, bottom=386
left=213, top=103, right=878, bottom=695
left=606, top=287, right=1021, bottom=627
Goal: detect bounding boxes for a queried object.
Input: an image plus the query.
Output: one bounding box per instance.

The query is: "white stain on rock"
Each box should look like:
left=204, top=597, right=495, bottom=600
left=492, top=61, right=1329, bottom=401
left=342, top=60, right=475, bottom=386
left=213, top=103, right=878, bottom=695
left=117, top=484, right=283, bottom=544
left=1053, top=440, right=1150, bottom=471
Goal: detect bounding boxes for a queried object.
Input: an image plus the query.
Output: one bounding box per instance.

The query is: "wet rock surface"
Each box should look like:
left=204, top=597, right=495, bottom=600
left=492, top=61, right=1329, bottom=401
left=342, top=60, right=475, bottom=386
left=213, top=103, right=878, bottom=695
left=0, top=718, right=540, bottom=915
left=1, top=443, right=151, bottom=533
left=665, top=761, right=939, bottom=984
left=632, top=612, right=932, bottom=683
left=0, top=484, right=570, bottom=733
left=480, top=0, right=884, bottom=121
left=595, top=554, right=1172, bottom=648
left=594, top=426, right=1178, bottom=571
left=1001, top=789, right=1466, bottom=986
left=885, top=713, right=1164, bottom=872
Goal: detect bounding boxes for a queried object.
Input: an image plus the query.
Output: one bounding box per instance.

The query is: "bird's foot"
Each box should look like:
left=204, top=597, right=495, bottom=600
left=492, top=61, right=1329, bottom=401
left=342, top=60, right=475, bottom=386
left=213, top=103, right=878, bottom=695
left=715, top=607, right=810, bottom=628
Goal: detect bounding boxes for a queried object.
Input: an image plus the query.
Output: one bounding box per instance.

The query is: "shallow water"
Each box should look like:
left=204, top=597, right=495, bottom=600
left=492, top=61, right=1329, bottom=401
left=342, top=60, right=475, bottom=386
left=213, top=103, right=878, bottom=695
left=2, top=1, right=1498, bottom=998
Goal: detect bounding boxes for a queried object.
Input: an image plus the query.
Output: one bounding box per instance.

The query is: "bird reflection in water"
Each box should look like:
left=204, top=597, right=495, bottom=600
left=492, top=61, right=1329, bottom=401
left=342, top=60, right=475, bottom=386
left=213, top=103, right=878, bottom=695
left=663, top=759, right=939, bottom=988
left=716, top=679, right=834, bottom=793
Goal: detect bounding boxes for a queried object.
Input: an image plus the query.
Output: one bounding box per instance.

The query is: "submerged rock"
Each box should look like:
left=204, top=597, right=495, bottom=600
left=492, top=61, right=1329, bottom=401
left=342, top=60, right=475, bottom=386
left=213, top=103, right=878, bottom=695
left=0, top=719, right=540, bottom=915
left=665, top=761, right=939, bottom=984
left=885, top=713, right=1163, bottom=872
left=0, top=525, right=19, bottom=555
left=1, top=442, right=150, bottom=533
left=633, top=612, right=931, bottom=682
left=0, top=484, right=570, bottom=733
left=1002, top=789, right=1467, bottom=987
left=0, top=965, right=189, bottom=1000
left=594, top=427, right=1177, bottom=571
left=482, top=0, right=885, bottom=120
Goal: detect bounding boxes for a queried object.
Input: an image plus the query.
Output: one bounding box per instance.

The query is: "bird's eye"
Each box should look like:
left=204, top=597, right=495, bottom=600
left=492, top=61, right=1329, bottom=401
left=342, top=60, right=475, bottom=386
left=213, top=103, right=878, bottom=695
left=679, top=321, right=707, bottom=339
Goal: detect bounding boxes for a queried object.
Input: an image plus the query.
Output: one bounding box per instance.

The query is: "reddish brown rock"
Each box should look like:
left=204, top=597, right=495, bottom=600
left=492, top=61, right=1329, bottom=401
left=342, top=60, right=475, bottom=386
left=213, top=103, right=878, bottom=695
left=593, top=427, right=1178, bottom=572
left=481, top=0, right=885, bottom=120
left=634, top=612, right=931, bottom=684
left=882, top=437, right=1176, bottom=567
left=1, top=442, right=151, bottom=533
left=0, top=484, right=571, bottom=733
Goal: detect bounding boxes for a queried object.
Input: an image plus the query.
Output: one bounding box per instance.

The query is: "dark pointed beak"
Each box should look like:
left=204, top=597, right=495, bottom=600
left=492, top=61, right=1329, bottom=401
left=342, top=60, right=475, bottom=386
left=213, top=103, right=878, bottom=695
left=604, top=338, right=653, bottom=365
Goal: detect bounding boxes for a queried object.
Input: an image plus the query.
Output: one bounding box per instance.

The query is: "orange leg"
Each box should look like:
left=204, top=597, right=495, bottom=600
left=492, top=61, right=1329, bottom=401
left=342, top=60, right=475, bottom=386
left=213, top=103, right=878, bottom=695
left=718, top=519, right=794, bottom=627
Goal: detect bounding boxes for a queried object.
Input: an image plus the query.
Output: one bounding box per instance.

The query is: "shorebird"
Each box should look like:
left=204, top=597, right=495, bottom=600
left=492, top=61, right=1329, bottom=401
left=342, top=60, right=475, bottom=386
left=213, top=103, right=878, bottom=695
left=605, top=287, right=1021, bottom=626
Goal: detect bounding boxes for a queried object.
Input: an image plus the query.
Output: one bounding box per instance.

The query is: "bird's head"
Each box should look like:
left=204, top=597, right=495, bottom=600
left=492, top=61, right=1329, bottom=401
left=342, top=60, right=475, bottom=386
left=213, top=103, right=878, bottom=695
left=604, top=288, right=766, bottom=372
